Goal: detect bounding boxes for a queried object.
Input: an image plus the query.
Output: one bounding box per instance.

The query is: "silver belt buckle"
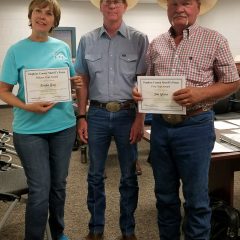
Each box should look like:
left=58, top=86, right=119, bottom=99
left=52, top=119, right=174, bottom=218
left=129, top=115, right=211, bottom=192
left=162, top=114, right=185, bottom=124
left=106, top=102, right=121, bottom=112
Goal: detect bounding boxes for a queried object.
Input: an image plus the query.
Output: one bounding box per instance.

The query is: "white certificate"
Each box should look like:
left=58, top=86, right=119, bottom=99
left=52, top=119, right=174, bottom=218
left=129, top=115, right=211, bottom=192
left=137, top=76, right=186, bottom=114
left=23, top=68, right=72, bottom=104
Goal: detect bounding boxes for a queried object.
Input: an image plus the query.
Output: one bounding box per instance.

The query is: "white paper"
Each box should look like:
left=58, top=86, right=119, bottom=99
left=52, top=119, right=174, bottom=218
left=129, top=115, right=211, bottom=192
left=232, top=129, right=240, bottom=133
left=23, top=67, right=72, bottom=104
left=226, top=119, right=240, bottom=126
left=212, top=142, right=235, bottom=153
left=214, top=121, right=239, bottom=130
left=145, top=129, right=237, bottom=153
left=137, top=76, right=186, bottom=114
left=145, top=129, right=239, bottom=153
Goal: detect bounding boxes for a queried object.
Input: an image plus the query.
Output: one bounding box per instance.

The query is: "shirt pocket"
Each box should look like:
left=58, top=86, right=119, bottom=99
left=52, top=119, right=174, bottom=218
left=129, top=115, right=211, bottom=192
left=186, top=54, right=214, bottom=85
left=85, top=54, right=103, bottom=74
left=119, top=54, right=138, bottom=76
left=152, top=55, right=170, bottom=76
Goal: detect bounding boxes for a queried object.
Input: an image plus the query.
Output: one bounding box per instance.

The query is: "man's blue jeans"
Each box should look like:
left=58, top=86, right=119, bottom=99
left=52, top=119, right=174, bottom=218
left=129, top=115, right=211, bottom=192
left=150, top=111, right=215, bottom=240
left=13, top=126, right=76, bottom=240
left=87, top=106, right=138, bottom=235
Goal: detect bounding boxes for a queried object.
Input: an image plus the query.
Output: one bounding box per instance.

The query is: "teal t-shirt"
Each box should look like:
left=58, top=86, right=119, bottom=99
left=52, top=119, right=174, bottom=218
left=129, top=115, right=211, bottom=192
left=0, top=37, right=76, bottom=134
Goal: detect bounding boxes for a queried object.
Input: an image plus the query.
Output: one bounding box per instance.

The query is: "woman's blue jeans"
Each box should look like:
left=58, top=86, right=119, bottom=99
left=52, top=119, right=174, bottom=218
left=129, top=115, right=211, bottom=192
left=87, top=106, right=138, bottom=235
left=150, top=111, right=215, bottom=240
left=13, top=126, right=76, bottom=240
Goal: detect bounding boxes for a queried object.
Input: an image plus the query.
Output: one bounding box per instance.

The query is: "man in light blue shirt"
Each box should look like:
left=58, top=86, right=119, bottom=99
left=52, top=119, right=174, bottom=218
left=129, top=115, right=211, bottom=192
left=74, top=0, right=148, bottom=239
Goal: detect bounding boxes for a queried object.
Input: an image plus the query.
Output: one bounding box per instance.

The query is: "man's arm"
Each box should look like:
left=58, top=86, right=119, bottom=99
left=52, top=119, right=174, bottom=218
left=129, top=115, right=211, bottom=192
left=173, top=81, right=240, bottom=107
left=129, top=73, right=146, bottom=144
left=76, top=74, right=89, bottom=143
left=0, top=82, right=55, bottom=113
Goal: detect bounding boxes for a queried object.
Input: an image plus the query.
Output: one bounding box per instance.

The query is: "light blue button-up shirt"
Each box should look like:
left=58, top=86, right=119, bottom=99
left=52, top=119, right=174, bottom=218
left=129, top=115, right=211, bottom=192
left=75, top=22, right=149, bottom=102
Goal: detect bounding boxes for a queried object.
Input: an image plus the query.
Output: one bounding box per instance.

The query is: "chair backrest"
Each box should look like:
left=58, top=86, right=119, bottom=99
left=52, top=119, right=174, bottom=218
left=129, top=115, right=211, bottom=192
left=213, top=95, right=233, bottom=114
left=0, top=166, right=28, bottom=196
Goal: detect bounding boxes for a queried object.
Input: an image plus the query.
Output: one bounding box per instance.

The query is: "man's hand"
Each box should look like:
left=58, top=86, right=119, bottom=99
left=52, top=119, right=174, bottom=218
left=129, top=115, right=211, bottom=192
left=78, top=119, right=88, bottom=144
left=132, top=87, right=143, bottom=102
left=129, top=113, right=145, bottom=144
left=173, top=87, right=204, bottom=107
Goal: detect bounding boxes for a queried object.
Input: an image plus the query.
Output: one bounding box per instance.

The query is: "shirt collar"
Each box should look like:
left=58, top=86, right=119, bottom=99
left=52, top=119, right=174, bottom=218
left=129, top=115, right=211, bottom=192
left=98, top=21, right=129, bottom=39
left=169, top=22, right=199, bottom=38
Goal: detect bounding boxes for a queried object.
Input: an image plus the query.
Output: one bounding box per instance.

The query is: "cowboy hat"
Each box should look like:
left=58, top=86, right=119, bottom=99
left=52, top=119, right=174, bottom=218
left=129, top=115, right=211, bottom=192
left=157, top=0, right=218, bottom=15
left=90, top=0, right=138, bottom=10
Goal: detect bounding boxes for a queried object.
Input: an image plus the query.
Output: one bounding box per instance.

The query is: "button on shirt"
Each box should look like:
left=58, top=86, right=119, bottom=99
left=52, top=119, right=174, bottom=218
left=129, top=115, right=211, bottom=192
left=146, top=23, right=239, bottom=109
left=74, top=22, right=149, bottom=102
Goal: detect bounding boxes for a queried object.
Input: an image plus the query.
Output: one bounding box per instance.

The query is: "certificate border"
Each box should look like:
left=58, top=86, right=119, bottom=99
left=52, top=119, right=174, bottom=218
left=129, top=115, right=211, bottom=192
left=137, top=76, right=186, bottom=114
left=23, top=67, right=72, bottom=104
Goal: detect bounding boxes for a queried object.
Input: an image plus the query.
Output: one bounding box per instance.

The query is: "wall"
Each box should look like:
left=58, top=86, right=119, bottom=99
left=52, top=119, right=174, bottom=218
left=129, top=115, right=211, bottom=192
left=0, top=0, right=240, bottom=103
left=1, top=0, right=240, bottom=67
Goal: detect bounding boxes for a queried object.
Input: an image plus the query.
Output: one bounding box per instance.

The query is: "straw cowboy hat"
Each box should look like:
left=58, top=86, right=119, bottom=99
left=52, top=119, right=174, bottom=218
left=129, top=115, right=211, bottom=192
left=157, top=0, right=218, bottom=15
left=90, top=0, right=138, bottom=10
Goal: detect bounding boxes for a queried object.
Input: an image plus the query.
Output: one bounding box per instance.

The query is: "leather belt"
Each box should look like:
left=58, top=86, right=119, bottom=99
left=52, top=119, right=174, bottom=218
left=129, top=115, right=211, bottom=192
left=90, top=100, right=136, bottom=112
left=161, top=107, right=209, bottom=125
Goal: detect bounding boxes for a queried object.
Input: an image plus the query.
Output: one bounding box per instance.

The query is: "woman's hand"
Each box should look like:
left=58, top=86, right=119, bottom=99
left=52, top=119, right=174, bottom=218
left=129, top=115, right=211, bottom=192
left=24, top=102, right=56, bottom=114
left=70, top=75, right=83, bottom=89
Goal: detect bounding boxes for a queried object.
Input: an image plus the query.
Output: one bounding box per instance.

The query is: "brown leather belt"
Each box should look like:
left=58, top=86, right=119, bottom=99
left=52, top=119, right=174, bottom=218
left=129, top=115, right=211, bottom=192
left=161, top=107, right=209, bottom=125
left=90, top=100, right=136, bottom=112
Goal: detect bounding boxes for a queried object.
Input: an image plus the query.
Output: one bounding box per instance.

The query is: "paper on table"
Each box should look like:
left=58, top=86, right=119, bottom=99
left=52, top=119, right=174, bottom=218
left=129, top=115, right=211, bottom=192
left=219, top=133, right=240, bottom=148
left=146, top=129, right=236, bottom=153
left=226, top=119, right=240, bottom=126
left=214, top=121, right=239, bottom=130
left=212, top=142, right=235, bottom=153
left=232, top=129, right=240, bottom=133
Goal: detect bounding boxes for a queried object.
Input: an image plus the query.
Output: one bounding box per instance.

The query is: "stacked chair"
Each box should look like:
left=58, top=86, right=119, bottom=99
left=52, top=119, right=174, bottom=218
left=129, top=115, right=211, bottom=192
left=0, top=129, right=52, bottom=239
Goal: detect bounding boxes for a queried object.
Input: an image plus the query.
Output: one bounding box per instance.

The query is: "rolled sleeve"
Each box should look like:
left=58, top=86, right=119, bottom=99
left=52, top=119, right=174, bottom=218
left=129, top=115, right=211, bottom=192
left=214, top=38, right=239, bottom=83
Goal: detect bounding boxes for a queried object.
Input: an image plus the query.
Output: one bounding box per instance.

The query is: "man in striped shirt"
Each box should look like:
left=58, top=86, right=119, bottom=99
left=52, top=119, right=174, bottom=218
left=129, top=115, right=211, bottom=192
left=133, top=0, right=240, bottom=239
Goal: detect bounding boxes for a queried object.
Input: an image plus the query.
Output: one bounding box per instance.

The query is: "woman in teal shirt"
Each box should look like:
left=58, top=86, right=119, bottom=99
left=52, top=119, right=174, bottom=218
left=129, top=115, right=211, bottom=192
left=0, top=1, right=82, bottom=239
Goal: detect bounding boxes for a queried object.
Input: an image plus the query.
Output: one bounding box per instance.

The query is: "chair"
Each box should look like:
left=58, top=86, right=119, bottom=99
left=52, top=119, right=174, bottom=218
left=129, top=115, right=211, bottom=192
left=213, top=92, right=240, bottom=120
left=0, top=159, right=52, bottom=239
left=0, top=161, right=28, bottom=229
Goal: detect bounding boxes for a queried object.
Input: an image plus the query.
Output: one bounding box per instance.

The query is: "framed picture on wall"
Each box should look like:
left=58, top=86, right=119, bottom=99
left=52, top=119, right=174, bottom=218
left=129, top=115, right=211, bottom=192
left=50, top=27, right=77, bottom=58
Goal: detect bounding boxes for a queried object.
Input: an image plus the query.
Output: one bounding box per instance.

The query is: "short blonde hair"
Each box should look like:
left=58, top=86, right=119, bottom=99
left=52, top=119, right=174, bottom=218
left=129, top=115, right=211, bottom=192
left=28, top=0, right=61, bottom=32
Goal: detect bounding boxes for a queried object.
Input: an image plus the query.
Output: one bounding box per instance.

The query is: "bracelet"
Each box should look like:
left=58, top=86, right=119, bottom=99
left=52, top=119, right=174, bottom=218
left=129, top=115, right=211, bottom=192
left=77, top=115, right=86, bottom=120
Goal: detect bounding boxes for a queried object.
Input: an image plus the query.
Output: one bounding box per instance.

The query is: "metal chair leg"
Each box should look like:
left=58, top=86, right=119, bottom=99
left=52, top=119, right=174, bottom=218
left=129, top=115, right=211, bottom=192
left=46, top=220, right=52, bottom=240
left=80, top=144, right=88, bottom=163
left=0, top=199, right=19, bottom=230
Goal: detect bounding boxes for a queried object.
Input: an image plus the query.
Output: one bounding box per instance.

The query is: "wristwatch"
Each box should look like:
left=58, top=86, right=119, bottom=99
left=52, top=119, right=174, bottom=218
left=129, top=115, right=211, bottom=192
left=77, top=115, right=86, bottom=120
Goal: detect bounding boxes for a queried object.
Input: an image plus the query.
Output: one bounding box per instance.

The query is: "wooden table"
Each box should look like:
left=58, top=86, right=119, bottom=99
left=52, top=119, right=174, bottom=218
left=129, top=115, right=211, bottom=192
left=143, top=126, right=240, bottom=206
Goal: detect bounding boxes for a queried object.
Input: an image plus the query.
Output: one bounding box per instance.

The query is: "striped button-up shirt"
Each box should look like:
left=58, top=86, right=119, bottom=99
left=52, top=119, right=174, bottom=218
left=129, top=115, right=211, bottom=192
left=146, top=23, right=239, bottom=109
